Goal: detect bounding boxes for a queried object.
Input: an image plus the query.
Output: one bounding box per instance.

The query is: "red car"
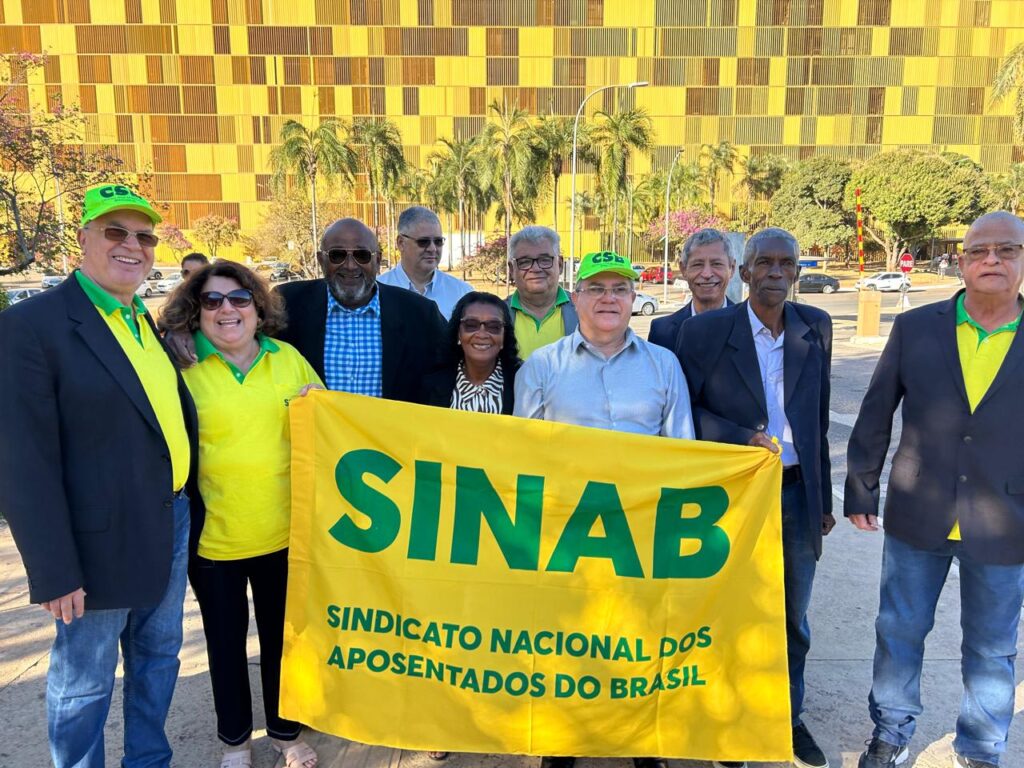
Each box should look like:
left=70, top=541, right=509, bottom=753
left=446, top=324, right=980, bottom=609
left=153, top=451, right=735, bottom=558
left=640, top=266, right=675, bottom=283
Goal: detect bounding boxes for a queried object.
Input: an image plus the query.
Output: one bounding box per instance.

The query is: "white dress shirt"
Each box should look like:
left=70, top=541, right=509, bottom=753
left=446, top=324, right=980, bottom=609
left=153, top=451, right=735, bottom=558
left=377, top=262, right=473, bottom=320
left=747, top=302, right=798, bottom=466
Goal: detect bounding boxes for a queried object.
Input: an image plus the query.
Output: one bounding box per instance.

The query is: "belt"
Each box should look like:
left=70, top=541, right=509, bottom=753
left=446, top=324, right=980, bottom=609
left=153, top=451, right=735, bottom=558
left=782, top=465, right=802, bottom=486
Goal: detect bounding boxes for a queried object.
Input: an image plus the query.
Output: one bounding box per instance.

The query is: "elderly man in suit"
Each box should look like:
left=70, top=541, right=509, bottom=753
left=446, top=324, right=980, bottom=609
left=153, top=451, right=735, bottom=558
left=0, top=185, right=199, bottom=768
left=507, top=225, right=579, bottom=359
left=847, top=211, right=1024, bottom=768
left=648, top=227, right=735, bottom=350
left=170, top=218, right=445, bottom=403
left=677, top=227, right=833, bottom=768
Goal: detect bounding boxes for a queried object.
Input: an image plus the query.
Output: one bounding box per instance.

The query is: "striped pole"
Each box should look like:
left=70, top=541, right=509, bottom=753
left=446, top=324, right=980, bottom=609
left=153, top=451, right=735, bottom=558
left=856, top=187, right=864, bottom=273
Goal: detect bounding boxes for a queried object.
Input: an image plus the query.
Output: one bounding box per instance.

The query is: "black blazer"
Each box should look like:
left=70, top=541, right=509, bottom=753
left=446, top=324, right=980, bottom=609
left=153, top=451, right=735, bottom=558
left=420, top=363, right=517, bottom=414
left=275, top=279, right=446, bottom=404
left=647, top=298, right=734, bottom=351
left=0, top=276, right=200, bottom=608
left=677, top=301, right=833, bottom=558
left=845, top=291, right=1024, bottom=565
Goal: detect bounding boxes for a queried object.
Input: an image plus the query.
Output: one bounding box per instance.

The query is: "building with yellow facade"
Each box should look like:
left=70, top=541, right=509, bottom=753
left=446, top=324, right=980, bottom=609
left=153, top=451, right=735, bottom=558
left=2, top=0, right=1023, bottom=255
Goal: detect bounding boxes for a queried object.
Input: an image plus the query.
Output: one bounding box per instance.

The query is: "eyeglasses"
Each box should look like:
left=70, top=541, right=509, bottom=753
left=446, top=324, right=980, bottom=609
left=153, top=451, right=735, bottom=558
left=579, top=284, right=632, bottom=299
left=91, top=225, right=159, bottom=248
left=320, top=248, right=377, bottom=265
left=513, top=255, right=556, bottom=271
left=962, top=243, right=1024, bottom=262
left=459, top=318, right=504, bottom=334
left=199, top=289, right=253, bottom=310
left=400, top=234, right=445, bottom=249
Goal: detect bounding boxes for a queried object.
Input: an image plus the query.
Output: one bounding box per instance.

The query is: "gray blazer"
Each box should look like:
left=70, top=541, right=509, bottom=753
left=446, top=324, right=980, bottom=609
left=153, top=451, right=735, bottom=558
left=845, top=291, right=1024, bottom=565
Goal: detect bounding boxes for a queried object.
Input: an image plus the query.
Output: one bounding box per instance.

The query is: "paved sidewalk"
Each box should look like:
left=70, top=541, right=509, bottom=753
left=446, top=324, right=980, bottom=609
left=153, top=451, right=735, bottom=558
left=2, top=513, right=1022, bottom=768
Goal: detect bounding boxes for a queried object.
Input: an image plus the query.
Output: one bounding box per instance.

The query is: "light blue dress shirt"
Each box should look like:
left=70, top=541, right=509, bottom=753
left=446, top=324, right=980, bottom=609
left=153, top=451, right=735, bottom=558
left=324, top=288, right=383, bottom=397
left=376, top=262, right=473, bottom=320
left=513, top=328, right=694, bottom=439
left=746, top=302, right=798, bottom=466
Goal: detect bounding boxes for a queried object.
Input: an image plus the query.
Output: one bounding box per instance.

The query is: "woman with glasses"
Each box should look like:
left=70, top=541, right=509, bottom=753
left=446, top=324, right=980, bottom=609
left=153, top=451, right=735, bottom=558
left=421, top=292, right=522, bottom=418
left=160, top=262, right=321, bottom=768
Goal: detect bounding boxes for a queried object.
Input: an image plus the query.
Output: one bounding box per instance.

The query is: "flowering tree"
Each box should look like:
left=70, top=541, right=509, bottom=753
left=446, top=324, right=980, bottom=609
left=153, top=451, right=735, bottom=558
left=192, top=215, right=239, bottom=260
left=648, top=209, right=725, bottom=252
left=464, top=235, right=509, bottom=284
left=155, top=223, right=192, bottom=263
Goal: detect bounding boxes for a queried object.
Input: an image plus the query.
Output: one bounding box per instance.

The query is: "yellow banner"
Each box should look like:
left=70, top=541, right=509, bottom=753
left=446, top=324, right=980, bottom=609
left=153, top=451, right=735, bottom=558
left=281, top=392, right=790, bottom=762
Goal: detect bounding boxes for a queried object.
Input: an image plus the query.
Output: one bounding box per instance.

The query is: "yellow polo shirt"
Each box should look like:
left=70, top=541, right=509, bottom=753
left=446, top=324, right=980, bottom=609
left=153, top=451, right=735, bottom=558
left=512, top=287, right=571, bottom=359
left=950, top=293, right=1021, bottom=540
left=75, top=271, right=190, bottom=492
left=184, top=332, right=323, bottom=560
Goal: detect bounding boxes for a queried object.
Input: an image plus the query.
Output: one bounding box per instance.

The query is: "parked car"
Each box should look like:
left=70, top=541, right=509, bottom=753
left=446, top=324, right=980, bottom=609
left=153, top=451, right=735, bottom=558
left=797, top=273, right=840, bottom=294
left=40, top=274, right=64, bottom=289
left=7, top=287, right=43, bottom=304
left=136, top=280, right=155, bottom=298
left=859, top=272, right=910, bottom=292
left=640, top=266, right=675, bottom=283
left=155, top=272, right=184, bottom=294
left=148, top=268, right=164, bottom=280
left=632, top=291, right=659, bottom=316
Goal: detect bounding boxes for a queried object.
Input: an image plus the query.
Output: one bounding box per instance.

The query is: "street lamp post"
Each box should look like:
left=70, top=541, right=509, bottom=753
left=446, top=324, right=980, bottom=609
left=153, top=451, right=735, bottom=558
left=662, top=148, right=684, bottom=303
left=567, top=81, right=648, bottom=290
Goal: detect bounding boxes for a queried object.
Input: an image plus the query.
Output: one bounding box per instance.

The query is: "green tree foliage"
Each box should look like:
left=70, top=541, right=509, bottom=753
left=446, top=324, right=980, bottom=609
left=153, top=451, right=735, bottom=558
left=593, top=108, right=655, bottom=251
left=192, top=214, right=239, bottom=260
left=269, top=118, right=356, bottom=257
left=846, top=150, right=995, bottom=270
left=741, top=153, right=789, bottom=201
left=992, top=42, right=1024, bottom=142
left=771, top=156, right=854, bottom=256
left=480, top=100, right=536, bottom=265
left=700, top=140, right=738, bottom=213
left=991, top=162, right=1024, bottom=214
left=350, top=118, right=406, bottom=247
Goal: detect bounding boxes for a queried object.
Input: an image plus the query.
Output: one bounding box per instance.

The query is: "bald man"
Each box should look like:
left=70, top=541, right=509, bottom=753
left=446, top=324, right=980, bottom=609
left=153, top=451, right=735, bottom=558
left=847, top=211, right=1024, bottom=768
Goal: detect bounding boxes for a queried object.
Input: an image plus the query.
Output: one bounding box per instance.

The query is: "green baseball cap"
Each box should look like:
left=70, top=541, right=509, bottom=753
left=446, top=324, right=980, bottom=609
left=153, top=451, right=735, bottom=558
left=576, top=251, right=638, bottom=282
left=80, top=184, right=161, bottom=226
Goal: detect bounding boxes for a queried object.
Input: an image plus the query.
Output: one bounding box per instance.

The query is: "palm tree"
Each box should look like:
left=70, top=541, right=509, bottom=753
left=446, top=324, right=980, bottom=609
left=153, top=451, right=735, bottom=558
left=741, top=153, right=789, bottom=201
left=424, top=155, right=459, bottom=270
left=992, top=43, right=1024, bottom=142
left=530, top=115, right=597, bottom=234
left=431, top=136, right=484, bottom=274
left=593, top=108, right=655, bottom=251
left=350, top=118, right=406, bottom=247
left=269, top=118, right=356, bottom=256
left=700, top=140, right=738, bottom=213
left=480, top=99, right=536, bottom=267
left=994, top=162, right=1024, bottom=214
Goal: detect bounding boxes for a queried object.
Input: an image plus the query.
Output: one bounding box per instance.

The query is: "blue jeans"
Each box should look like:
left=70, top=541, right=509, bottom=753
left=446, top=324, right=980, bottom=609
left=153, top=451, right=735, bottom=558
left=47, top=493, right=190, bottom=768
left=782, top=479, right=817, bottom=727
left=869, top=533, right=1024, bottom=765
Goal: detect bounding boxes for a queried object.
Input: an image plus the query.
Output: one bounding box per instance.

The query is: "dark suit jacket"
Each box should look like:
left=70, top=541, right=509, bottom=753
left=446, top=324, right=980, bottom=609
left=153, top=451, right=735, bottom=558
left=420, top=362, right=518, bottom=414
left=275, top=279, right=446, bottom=404
left=677, top=300, right=833, bottom=558
left=0, top=276, right=200, bottom=608
left=648, top=298, right=734, bottom=350
left=845, top=291, right=1024, bottom=565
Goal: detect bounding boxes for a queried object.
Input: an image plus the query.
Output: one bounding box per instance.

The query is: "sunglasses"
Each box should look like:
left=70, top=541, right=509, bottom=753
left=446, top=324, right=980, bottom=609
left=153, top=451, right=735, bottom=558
left=93, top=225, right=159, bottom=248
left=401, top=234, right=445, bottom=249
left=199, top=289, right=253, bottom=310
left=320, top=248, right=376, bottom=265
left=460, top=318, right=504, bottom=334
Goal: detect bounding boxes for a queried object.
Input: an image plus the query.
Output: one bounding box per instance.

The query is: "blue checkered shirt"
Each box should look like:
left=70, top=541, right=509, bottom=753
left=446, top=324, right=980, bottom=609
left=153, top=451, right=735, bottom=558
left=324, top=287, right=383, bottom=397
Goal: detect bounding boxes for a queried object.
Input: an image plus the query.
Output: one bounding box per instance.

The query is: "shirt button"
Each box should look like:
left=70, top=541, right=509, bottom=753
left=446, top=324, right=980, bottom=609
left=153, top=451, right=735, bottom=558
left=963, top=435, right=972, bottom=443
left=756, top=423, right=766, bottom=431
left=959, top=475, right=968, bottom=483
left=164, top=500, right=173, bottom=508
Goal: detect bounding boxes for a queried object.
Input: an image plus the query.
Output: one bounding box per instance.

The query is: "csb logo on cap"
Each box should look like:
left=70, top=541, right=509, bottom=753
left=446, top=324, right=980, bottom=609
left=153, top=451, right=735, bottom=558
left=98, top=184, right=142, bottom=201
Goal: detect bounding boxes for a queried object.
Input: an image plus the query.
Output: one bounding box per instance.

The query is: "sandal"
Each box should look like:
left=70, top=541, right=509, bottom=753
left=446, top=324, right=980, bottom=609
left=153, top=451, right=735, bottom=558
left=272, top=739, right=318, bottom=768
left=219, top=747, right=252, bottom=768
left=427, top=752, right=449, bottom=761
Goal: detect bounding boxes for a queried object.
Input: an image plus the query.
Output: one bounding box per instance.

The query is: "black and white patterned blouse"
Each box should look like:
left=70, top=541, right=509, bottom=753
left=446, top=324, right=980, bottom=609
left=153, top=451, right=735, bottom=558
left=449, top=359, right=504, bottom=414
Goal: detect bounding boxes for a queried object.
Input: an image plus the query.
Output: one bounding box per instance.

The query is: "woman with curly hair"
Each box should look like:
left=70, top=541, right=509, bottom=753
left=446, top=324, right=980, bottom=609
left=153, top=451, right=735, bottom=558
left=420, top=291, right=521, bottom=416
left=161, top=261, right=321, bottom=768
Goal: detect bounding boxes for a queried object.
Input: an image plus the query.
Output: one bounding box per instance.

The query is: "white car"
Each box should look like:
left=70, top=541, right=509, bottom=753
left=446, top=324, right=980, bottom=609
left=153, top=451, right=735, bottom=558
left=7, top=287, right=43, bottom=304
left=40, top=274, right=64, bottom=289
left=155, top=273, right=184, bottom=294
left=859, top=272, right=910, bottom=292
left=136, top=280, right=155, bottom=298
left=632, top=291, right=659, bottom=316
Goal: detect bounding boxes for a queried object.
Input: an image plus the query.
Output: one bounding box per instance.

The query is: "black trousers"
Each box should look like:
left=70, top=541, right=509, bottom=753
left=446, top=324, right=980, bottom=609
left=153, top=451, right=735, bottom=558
left=189, top=548, right=302, bottom=745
